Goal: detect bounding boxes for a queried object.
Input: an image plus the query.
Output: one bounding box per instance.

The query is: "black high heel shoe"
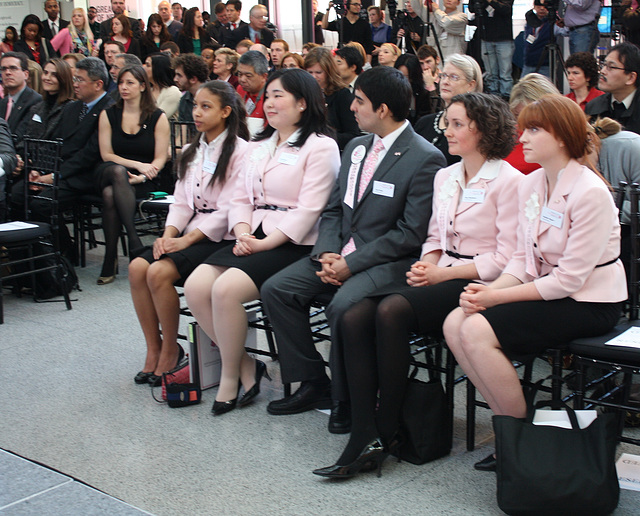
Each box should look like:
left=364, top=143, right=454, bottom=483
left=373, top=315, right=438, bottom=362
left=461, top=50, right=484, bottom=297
left=148, top=345, right=185, bottom=387
left=238, top=359, right=272, bottom=407
left=134, top=371, right=153, bottom=384
left=211, top=380, right=243, bottom=416
left=312, top=438, right=388, bottom=479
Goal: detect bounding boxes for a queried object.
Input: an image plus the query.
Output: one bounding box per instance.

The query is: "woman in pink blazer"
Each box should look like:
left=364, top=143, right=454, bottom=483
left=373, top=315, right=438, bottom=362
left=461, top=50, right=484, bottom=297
left=50, top=8, right=96, bottom=57
left=444, top=95, right=627, bottom=472
left=184, top=69, right=340, bottom=416
left=128, top=81, right=249, bottom=386
left=313, top=93, right=521, bottom=479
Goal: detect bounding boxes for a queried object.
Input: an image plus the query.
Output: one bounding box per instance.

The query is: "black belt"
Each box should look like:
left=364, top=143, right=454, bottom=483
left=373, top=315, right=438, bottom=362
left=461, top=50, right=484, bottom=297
left=446, top=250, right=476, bottom=260
left=196, top=208, right=217, bottom=213
left=569, top=20, right=597, bottom=31
left=255, top=204, right=289, bottom=211
left=595, top=257, right=619, bottom=268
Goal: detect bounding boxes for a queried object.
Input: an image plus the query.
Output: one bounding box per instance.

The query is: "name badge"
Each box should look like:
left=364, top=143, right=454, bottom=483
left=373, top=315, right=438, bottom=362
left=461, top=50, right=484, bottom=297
left=32, top=113, right=42, bottom=123
left=351, top=144, right=366, bottom=164
left=526, top=34, right=536, bottom=44
left=461, top=188, right=485, bottom=203
left=245, top=98, right=256, bottom=115
left=278, top=153, right=299, bottom=166
left=373, top=180, right=395, bottom=198
left=486, top=5, right=495, bottom=17
left=540, top=206, right=563, bottom=228
left=203, top=160, right=217, bottom=175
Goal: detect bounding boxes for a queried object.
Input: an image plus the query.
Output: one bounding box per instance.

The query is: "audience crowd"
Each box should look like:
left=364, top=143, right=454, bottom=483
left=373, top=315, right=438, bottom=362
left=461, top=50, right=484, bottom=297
left=2, top=0, right=640, bottom=490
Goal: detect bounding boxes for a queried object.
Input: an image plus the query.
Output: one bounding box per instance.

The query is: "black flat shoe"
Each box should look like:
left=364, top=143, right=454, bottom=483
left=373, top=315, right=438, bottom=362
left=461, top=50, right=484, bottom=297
left=313, top=438, right=388, bottom=479
left=328, top=401, right=351, bottom=434
left=239, top=359, right=272, bottom=407
left=211, top=397, right=238, bottom=416
left=134, top=371, right=154, bottom=384
left=474, top=453, right=497, bottom=472
left=148, top=345, right=186, bottom=387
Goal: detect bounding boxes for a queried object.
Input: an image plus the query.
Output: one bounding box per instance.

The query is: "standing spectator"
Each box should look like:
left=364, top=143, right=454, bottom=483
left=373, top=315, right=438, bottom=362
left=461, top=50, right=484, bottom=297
left=270, top=39, right=288, bottom=70
left=176, top=7, right=213, bottom=56
left=522, top=0, right=566, bottom=77
left=323, top=1, right=374, bottom=60
left=158, top=0, right=182, bottom=40
left=42, top=0, right=69, bottom=41
left=105, top=15, right=141, bottom=59
left=174, top=53, right=209, bottom=122
left=51, top=8, right=96, bottom=58
left=208, top=2, right=229, bottom=43
left=14, top=15, right=57, bottom=64
left=172, top=3, right=183, bottom=23
left=236, top=50, right=268, bottom=137
left=144, top=53, right=181, bottom=119
left=214, top=48, right=240, bottom=87
left=565, top=51, right=603, bottom=111
left=585, top=42, right=640, bottom=135
left=99, top=0, right=142, bottom=41
left=369, top=5, right=392, bottom=66
left=313, top=0, right=325, bottom=45
left=228, top=5, right=274, bottom=48
left=305, top=47, right=361, bottom=150
left=88, top=6, right=100, bottom=38
left=560, top=0, right=600, bottom=54
left=431, top=0, right=468, bottom=60
left=621, top=0, right=640, bottom=47
left=0, top=26, right=18, bottom=54
left=470, top=0, right=514, bottom=99
left=140, top=13, right=173, bottom=60
left=334, top=45, right=363, bottom=93
left=393, top=1, right=425, bottom=55
left=226, top=1, right=245, bottom=31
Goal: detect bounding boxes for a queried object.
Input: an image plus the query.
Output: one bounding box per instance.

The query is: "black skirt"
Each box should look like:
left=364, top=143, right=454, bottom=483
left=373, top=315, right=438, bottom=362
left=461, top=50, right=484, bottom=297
left=203, top=227, right=313, bottom=289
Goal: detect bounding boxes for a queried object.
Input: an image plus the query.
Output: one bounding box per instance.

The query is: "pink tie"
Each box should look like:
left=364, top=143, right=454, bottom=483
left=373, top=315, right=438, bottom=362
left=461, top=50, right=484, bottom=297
left=5, top=96, right=13, bottom=120
left=341, top=139, right=385, bottom=256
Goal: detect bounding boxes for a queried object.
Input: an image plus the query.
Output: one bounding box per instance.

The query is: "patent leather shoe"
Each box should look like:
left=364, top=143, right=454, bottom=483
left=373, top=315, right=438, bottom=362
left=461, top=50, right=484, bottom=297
left=313, top=438, right=387, bottom=479
left=474, top=453, right=497, bottom=472
left=211, top=397, right=238, bottom=416
left=148, top=345, right=186, bottom=387
left=134, top=370, right=154, bottom=384
left=267, top=380, right=332, bottom=415
left=328, top=401, right=351, bottom=434
left=239, top=359, right=272, bottom=407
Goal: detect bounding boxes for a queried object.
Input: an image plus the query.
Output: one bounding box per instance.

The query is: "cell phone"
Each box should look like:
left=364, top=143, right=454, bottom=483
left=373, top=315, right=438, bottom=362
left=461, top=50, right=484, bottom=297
left=149, top=191, right=168, bottom=200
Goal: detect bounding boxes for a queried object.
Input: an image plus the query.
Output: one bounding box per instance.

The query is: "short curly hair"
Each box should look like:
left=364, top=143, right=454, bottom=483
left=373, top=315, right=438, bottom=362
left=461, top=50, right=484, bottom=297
left=565, top=52, right=600, bottom=89
left=448, top=92, right=517, bottom=160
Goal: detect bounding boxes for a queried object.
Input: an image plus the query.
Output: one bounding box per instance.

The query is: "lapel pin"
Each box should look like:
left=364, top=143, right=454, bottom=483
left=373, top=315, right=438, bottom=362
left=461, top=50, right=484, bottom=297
left=394, top=152, right=401, bottom=156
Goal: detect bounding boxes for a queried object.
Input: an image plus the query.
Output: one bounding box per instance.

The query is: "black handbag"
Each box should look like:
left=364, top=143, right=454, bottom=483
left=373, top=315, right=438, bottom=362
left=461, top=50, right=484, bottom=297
left=395, top=366, right=452, bottom=465
left=494, top=396, right=619, bottom=516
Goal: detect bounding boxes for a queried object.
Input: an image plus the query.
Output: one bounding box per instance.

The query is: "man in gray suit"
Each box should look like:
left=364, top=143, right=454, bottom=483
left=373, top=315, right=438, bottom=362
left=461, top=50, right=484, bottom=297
left=262, top=66, right=446, bottom=433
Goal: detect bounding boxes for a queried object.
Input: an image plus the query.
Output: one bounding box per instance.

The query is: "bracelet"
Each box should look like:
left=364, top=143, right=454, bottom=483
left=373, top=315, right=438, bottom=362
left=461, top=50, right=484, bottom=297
left=141, top=175, right=147, bottom=183
left=239, top=232, right=251, bottom=237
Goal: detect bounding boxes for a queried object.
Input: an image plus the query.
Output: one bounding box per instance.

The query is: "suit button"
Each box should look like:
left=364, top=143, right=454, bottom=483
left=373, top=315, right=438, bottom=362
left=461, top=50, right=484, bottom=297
left=351, top=226, right=356, bottom=233
left=449, top=221, right=453, bottom=225
left=539, top=257, right=543, bottom=261
left=533, top=243, right=537, bottom=247
left=197, top=196, right=200, bottom=199
left=196, top=183, right=200, bottom=187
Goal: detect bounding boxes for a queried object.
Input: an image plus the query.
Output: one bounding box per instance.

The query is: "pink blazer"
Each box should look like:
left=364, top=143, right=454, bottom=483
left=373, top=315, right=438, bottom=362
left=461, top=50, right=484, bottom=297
left=165, top=134, right=248, bottom=241
left=503, top=159, right=627, bottom=302
left=228, top=131, right=340, bottom=245
left=422, top=159, right=521, bottom=282
left=50, top=28, right=73, bottom=56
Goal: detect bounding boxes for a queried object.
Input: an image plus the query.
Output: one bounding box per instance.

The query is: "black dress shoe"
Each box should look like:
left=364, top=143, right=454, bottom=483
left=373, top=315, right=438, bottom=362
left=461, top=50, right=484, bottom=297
left=211, top=397, right=238, bottom=416
left=267, top=380, right=332, bottom=415
left=134, top=371, right=153, bottom=384
left=147, top=345, right=186, bottom=387
left=239, top=359, right=272, bottom=407
left=328, top=401, right=351, bottom=434
left=474, top=452, right=497, bottom=472
left=313, top=438, right=387, bottom=479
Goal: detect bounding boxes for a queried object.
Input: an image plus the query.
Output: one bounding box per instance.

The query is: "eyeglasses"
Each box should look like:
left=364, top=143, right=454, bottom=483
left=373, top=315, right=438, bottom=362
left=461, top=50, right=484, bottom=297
left=438, top=72, right=465, bottom=82
left=0, top=65, right=22, bottom=73
left=73, top=76, right=94, bottom=83
left=599, top=62, right=628, bottom=73
left=351, top=3, right=362, bottom=6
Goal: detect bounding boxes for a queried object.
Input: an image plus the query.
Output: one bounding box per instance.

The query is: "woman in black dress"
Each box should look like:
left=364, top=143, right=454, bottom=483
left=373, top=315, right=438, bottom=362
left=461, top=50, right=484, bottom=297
left=96, top=65, right=169, bottom=284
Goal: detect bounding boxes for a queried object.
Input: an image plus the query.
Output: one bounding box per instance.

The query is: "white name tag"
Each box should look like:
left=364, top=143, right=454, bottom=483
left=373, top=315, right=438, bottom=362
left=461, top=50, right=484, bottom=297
left=540, top=206, right=563, bottom=228
left=526, top=34, right=536, bottom=44
left=245, top=98, right=256, bottom=115
left=351, top=144, right=366, bottom=164
left=461, top=188, right=485, bottom=203
left=373, top=180, right=395, bottom=198
left=203, top=160, right=217, bottom=175
left=486, top=5, right=495, bottom=16
left=278, top=153, right=299, bottom=166
left=31, top=113, right=42, bottom=123
left=344, top=162, right=360, bottom=209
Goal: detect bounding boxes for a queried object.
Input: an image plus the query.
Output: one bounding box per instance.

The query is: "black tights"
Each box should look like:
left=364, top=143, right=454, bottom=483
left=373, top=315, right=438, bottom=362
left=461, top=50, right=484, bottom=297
left=337, top=294, right=418, bottom=465
left=99, top=164, right=142, bottom=276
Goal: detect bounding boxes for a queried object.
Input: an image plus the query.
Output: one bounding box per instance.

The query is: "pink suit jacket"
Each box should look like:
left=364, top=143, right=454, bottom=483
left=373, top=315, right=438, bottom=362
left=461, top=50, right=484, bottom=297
left=228, top=132, right=340, bottom=245
left=50, top=28, right=75, bottom=56
left=165, top=134, right=248, bottom=241
left=503, top=159, right=627, bottom=302
left=422, top=159, right=522, bottom=282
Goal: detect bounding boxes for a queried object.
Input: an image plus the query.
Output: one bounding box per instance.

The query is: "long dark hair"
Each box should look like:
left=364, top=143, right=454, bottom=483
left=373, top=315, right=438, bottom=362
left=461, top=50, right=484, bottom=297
left=254, top=68, right=334, bottom=147
left=148, top=53, right=175, bottom=89
left=44, top=58, right=75, bottom=104
left=181, top=7, right=205, bottom=40
left=20, top=15, right=44, bottom=41
left=144, top=13, right=171, bottom=46
left=116, top=65, right=157, bottom=125
left=3, top=26, right=17, bottom=44
left=395, top=54, right=423, bottom=97
left=177, top=80, right=249, bottom=188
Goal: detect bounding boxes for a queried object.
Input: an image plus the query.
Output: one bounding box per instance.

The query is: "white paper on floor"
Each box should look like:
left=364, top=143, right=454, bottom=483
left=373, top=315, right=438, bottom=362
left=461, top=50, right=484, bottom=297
left=616, top=453, right=640, bottom=491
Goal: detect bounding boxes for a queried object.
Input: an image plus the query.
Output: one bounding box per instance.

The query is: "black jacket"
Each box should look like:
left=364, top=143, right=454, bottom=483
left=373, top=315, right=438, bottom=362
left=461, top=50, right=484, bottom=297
left=585, top=91, right=640, bottom=135
left=227, top=24, right=274, bottom=49
left=13, top=38, right=57, bottom=63
left=470, top=0, right=514, bottom=42
left=0, top=118, right=17, bottom=204
left=0, top=86, right=43, bottom=144
left=41, top=18, right=69, bottom=40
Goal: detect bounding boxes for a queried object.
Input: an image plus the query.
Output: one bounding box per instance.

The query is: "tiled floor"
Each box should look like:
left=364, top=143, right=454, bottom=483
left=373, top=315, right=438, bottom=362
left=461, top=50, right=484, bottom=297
left=1, top=241, right=640, bottom=515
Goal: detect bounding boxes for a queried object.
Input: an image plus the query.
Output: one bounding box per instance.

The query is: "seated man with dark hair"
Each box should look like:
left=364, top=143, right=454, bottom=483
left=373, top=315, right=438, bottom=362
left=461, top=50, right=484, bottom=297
left=261, top=66, right=445, bottom=434
left=334, top=46, right=363, bottom=93
left=173, top=53, right=209, bottom=122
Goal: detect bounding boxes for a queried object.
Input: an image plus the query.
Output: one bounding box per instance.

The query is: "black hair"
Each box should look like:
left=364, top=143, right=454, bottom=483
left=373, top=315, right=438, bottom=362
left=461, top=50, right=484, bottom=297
left=395, top=54, right=423, bottom=97
left=177, top=80, right=249, bottom=187
left=1, top=51, right=29, bottom=71
left=181, top=7, right=205, bottom=39
left=3, top=26, right=17, bottom=44
left=565, top=52, right=600, bottom=89
left=354, top=66, right=411, bottom=122
left=174, top=53, right=209, bottom=83
left=20, top=14, right=44, bottom=40
left=254, top=68, right=335, bottom=146
left=148, top=53, right=175, bottom=89
left=334, top=45, right=363, bottom=75
left=609, top=42, right=640, bottom=87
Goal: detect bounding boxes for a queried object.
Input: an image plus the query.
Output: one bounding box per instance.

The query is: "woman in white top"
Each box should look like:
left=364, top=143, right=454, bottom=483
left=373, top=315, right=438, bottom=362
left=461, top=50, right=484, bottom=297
left=144, top=53, right=181, bottom=120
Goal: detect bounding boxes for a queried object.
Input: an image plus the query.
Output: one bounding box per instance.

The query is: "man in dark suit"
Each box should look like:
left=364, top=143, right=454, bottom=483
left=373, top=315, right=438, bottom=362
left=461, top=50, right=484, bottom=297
left=0, top=52, right=42, bottom=145
left=221, top=0, right=247, bottom=46
left=99, top=0, right=142, bottom=41
left=585, top=42, right=640, bottom=135
left=41, top=0, right=69, bottom=40
left=158, top=0, right=182, bottom=40
left=207, top=1, right=229, bottom=43
left=228, top=4, right=274, bottom=48
left=261, top=66, right=445, bottom=433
